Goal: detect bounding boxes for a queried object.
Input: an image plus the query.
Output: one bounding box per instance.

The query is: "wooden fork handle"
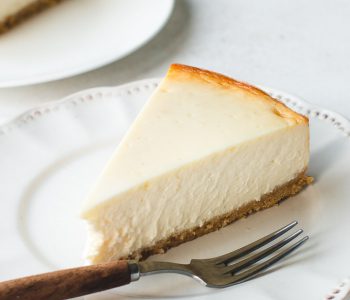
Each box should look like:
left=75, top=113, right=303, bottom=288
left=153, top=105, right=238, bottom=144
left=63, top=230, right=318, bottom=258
left=0, top=260, right=131, bottom=300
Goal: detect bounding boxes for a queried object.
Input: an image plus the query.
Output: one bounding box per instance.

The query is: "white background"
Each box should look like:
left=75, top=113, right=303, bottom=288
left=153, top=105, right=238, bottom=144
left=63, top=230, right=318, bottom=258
left=0, top=0, right=350, bottom=122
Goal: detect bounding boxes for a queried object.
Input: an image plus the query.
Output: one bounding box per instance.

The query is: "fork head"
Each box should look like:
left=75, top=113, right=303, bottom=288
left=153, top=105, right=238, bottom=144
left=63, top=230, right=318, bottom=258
left=138, top=221, right=308, bottom=288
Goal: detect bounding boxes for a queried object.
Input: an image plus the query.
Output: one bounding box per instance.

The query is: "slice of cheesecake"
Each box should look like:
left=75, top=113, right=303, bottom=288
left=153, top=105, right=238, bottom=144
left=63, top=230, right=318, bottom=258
left=81, top=64, right=311, bottom=264
left=0, top=0, right=63, bottom=34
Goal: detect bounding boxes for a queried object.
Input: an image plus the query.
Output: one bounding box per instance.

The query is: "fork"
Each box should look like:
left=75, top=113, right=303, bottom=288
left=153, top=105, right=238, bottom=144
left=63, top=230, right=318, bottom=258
left=0, top=221, right=307, bottom=300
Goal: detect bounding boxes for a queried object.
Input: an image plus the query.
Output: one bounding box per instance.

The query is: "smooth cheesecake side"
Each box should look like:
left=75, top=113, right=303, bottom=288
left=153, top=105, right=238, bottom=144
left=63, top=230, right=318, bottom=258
left=81, top=64, right=311, bottom=264
left=122, top=172, right=311, bottom=261
left=0, top=0, right=63, bottom=34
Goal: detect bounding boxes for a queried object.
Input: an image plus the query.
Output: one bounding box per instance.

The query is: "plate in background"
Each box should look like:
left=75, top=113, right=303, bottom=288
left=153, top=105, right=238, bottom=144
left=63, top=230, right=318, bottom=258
left=0, top=79, right=350, bottom=299
left=0, top=1, right=174, bottom=87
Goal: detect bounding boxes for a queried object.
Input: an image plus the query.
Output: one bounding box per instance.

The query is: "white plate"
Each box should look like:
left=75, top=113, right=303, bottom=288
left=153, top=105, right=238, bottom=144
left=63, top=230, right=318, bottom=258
left=1, top=79, right=350, bottom=300
left=0, top=0, right=173, bottom=87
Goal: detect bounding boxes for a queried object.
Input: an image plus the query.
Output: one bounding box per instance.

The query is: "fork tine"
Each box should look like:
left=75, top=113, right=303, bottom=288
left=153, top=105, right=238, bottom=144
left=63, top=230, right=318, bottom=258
left=222, top=236, right=309, bottom=286
left=210, top=221, right=298, bottom=265
left=221, top=229, right=303, bottom=274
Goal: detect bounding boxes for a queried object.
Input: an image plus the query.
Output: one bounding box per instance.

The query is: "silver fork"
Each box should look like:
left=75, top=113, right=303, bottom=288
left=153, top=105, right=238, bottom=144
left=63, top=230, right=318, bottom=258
left=0, top=221, right=307, bottom=300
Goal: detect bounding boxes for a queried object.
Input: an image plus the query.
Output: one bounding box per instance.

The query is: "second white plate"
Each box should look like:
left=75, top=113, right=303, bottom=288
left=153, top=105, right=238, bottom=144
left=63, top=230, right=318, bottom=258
left=0, top=0, right=174, bottom=87
left=0, top=79, right=350, bottom=299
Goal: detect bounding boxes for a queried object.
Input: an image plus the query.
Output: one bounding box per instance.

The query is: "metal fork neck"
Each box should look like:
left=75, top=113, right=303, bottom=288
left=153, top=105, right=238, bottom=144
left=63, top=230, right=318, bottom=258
left=128, top=260, right=192, bottom=282
left=137, top=261, right=192, bottom=277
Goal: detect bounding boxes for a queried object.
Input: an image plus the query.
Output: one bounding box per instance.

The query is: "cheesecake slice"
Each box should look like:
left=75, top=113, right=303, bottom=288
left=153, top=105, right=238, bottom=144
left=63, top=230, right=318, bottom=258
left=81, top=64, right=311, bottom=264
left=0, top=0, right=63, bottom=34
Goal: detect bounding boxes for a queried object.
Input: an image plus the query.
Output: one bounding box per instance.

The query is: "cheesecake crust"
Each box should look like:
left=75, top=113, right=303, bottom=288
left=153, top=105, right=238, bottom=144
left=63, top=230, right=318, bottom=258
left=117, top=171, right=313, bottom=262
left=0, top=0, right=63, bottom=34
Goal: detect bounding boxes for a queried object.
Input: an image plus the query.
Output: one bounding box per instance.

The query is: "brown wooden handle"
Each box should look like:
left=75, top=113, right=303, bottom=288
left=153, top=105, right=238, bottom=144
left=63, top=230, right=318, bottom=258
left=0, top=260, right=131, bottom=300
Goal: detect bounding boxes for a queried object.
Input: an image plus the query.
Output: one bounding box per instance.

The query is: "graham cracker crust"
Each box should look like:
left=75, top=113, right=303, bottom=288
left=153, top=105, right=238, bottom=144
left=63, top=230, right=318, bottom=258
left=0, top=0, right=63, bottom=34
left=122, top=171, right=312, bottom=261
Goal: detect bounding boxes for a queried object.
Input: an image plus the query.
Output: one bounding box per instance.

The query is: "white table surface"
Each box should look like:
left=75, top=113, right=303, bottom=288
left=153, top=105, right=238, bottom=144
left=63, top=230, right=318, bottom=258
left=0, top=0, right=350, bottom=124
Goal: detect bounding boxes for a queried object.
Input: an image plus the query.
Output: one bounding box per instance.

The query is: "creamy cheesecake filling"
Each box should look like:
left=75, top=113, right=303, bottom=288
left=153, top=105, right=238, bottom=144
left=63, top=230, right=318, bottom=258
left=0, top=0, right=37, bottom=21
left=84, top=125, right=308, bottom=263
left=83, top=77, right=305, bottom=212
left=122, top=172, right=310, bottom=261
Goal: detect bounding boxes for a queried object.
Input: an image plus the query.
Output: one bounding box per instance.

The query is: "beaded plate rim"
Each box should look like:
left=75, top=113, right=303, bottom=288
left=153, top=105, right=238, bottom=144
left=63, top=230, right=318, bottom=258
left=0, top=79, right=349, bottom=138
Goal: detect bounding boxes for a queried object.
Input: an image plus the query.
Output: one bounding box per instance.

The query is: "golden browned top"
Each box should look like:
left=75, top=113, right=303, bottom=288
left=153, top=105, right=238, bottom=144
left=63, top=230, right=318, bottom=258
left=167, top=64, right=308, bottom=125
